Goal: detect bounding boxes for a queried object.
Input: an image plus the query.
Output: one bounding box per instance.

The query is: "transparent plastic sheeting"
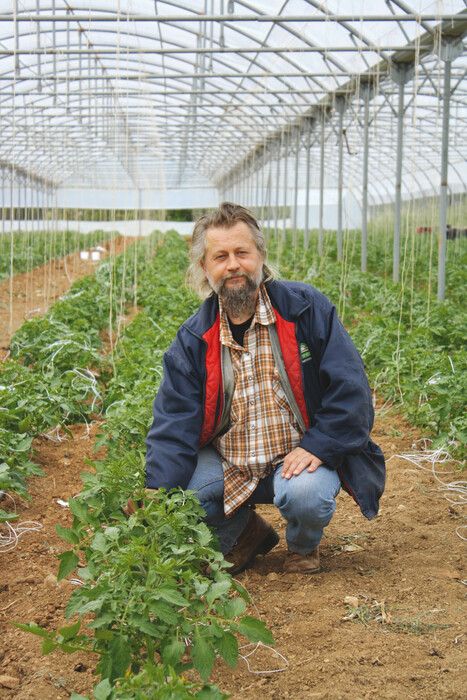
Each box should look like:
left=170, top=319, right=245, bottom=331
left=0, top=1, right=465, bottom=208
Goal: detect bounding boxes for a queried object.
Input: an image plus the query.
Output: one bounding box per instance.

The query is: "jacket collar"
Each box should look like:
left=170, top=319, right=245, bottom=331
left=264, top=280, right=311, bottom=321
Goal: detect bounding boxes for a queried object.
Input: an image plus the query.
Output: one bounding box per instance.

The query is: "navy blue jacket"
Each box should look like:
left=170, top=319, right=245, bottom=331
left=146, top=280, right=385, bottom=519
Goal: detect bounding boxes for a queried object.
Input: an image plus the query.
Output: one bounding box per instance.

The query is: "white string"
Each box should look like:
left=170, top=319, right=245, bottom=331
left=232, top=577, right=290, bottom=674
left=0, top=492, right=42, bottom=552
left=238, top=641, right=289, bottom=674
left=388, top=439, right=467, bottom=540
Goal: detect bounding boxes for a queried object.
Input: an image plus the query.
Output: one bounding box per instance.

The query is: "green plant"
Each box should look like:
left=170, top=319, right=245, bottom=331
left=14, top=487, right=273, bottom=694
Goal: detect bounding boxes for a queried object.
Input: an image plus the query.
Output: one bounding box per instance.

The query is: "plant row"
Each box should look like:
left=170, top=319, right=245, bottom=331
left=0, top=233, right=161, bottom=514
left=0, top=229, right=112, bottom=280
left=266, top=226, right=467, bottom=309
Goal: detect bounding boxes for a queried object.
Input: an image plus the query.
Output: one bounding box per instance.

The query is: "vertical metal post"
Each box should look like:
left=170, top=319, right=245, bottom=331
left=23, top=178, right=28, bottom=234
left=138, top=189, right=142, bottom=237
left=336, top=98, right=345, bottom=262
left=437, top=58, right=451, bottom=301
left=78, top=30, right=82, bottom=118
left=36, top=0, right=41, bottom=92
left=319, top=115, right=325, bottom=256
left=1, top=168, right=5, bottom=237
left=260, top=146, right=266, bottom=223
left=361, top=86, right=370, bottom=272
left=52, top=0, right=56, bottom=104
left=292, top=127, right=300, bottom=246
left=304, top=121, right=312, bottom=248
left=274, top=136, right=281, bottom=239
left=14, top=0, right=20, bottom=77
left=282, top=130, right=288, bottom=243
left=244, top=164, right=248, bottom=208
left=255, top=164, right=260, bottom=217
left=66, top=9, right=70, bottom=110
left=266, top=161, right=272, bottom=235
left=393, top=70, right=405, bottom=284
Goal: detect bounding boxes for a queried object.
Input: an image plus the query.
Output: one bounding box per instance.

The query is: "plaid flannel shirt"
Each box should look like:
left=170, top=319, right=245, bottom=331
left=214, top=285, right=302, bottom=516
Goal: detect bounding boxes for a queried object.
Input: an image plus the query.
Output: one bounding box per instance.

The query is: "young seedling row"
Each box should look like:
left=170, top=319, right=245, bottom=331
left=0, top=229, right=112, bottom=280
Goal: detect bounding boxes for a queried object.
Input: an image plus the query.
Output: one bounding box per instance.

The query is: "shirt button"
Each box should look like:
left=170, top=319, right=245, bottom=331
left=249, top=399, right=255, bottom=405
left=251, top=424, right=256, bottom=430
left=251, top=451, right=255, bottom=457
left=248, top=376, right=253, bottom=382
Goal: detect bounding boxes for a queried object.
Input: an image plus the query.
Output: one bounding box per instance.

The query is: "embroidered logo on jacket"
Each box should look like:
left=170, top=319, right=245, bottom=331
left=300, top=343, right=311, bottom=363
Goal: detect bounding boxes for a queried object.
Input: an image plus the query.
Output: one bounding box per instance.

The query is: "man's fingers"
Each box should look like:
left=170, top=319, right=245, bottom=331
left=281, top=457, right=312, bottom=479
left=280, top=447, right=323, bottom=479
left=307, top=460, right=321, bottom=473
left=124, top=489, right=159, bottom=517
left=124, top=497, right=136, bottom=517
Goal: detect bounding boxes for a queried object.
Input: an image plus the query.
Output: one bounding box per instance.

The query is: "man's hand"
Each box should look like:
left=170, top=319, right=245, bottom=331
left=124, top=488, right=158, bottom=517
left=280, top=447, right=323, bottom=479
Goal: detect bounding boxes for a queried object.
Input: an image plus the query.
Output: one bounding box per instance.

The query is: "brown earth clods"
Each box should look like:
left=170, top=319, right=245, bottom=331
left=0, top=258, right=466, bottom=700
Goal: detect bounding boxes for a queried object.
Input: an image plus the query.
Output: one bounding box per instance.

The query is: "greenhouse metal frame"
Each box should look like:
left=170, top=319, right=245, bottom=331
left=0, top=1, right=466, bottom=299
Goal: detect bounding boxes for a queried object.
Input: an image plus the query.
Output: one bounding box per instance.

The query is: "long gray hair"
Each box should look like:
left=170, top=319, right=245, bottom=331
left=187, top=202, right=277, bottom=298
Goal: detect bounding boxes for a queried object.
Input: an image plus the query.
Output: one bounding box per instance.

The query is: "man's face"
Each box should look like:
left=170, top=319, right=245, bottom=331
left=201, top=221, right=263, bottom=319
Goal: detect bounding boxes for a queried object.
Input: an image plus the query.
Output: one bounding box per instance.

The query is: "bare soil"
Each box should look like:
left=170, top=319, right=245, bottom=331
left=0, top=254, right=465, bottom=700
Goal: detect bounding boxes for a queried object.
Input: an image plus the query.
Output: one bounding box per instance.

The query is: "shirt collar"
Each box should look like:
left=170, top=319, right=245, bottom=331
left=219, top=284, right=276, bottom=348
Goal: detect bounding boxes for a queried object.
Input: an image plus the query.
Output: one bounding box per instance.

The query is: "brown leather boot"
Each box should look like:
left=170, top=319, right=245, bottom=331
left=224, top=510, right=280, bottom=575
left=283, top=547, right=320, bottom=574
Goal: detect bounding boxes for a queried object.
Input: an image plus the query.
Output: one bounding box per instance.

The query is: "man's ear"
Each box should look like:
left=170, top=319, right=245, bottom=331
left=200, top=260, right=207, bottom=276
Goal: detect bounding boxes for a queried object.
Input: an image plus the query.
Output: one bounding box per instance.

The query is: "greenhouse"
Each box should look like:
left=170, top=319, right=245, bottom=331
left=0, top=2, right=466, bottom=699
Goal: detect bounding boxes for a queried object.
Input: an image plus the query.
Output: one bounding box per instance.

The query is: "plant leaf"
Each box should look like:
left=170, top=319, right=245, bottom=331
left=237, top=616, right=274, bottom=645
left=57, top=551, right=79, bottom=582
left=0, top=509, right=19, bottom=522
left=191, top=635, right=216, bottom=682
left=108, top=634, right=131, bottom=682
left=93, top=678, right=112, bottom=700
left=42, top=637, right=59, bottom=655
left=157, top=584, right=188, bottom=607
left=55, top=524, right=80, bottom=545
left=11, top=621, right=48, bottom=638
left=68, top=497, right=91, bottom=524
left=58, top=619, right=81, bottom=641
left=216, top=631, right=238, bottom=668
left=223, top=597, right=246, bottom=619
left=161, top=638, right=185, bottom=667
left=205, top=580, right=231, bottom=607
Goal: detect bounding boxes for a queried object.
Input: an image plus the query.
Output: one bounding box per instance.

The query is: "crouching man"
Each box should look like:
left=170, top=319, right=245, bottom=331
left=142, top=202, right=385, bottom=575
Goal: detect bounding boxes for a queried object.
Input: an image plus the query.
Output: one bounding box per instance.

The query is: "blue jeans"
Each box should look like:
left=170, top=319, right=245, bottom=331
left=187, top=446, right=341, bottom=555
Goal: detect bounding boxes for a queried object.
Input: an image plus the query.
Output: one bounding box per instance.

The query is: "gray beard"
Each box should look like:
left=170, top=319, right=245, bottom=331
left=219, top=276, right=259, bottom=319
left=207, top=269, right=262, bottom=319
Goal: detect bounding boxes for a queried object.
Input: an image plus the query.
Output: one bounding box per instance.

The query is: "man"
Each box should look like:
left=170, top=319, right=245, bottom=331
left=144, top=202, right=385, bottom=575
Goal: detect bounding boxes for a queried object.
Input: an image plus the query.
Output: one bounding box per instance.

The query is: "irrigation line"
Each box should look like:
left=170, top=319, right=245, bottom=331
left=388, top=439, right=467, bottom=541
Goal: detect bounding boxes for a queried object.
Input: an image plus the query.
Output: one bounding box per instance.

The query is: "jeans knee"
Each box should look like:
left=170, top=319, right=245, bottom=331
left=275, top=479, right=336, bottom=527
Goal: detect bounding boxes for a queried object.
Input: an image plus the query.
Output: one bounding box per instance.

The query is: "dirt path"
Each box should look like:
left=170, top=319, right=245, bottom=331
left=0, top=236, right=130, bottom=359
left=0, top=410, right=465, bottom=699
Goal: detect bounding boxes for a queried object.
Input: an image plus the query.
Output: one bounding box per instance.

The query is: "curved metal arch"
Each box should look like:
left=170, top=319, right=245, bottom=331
left=4, top=20, right=320, bottom=130
left=8, top=7, right=322, bottom=108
